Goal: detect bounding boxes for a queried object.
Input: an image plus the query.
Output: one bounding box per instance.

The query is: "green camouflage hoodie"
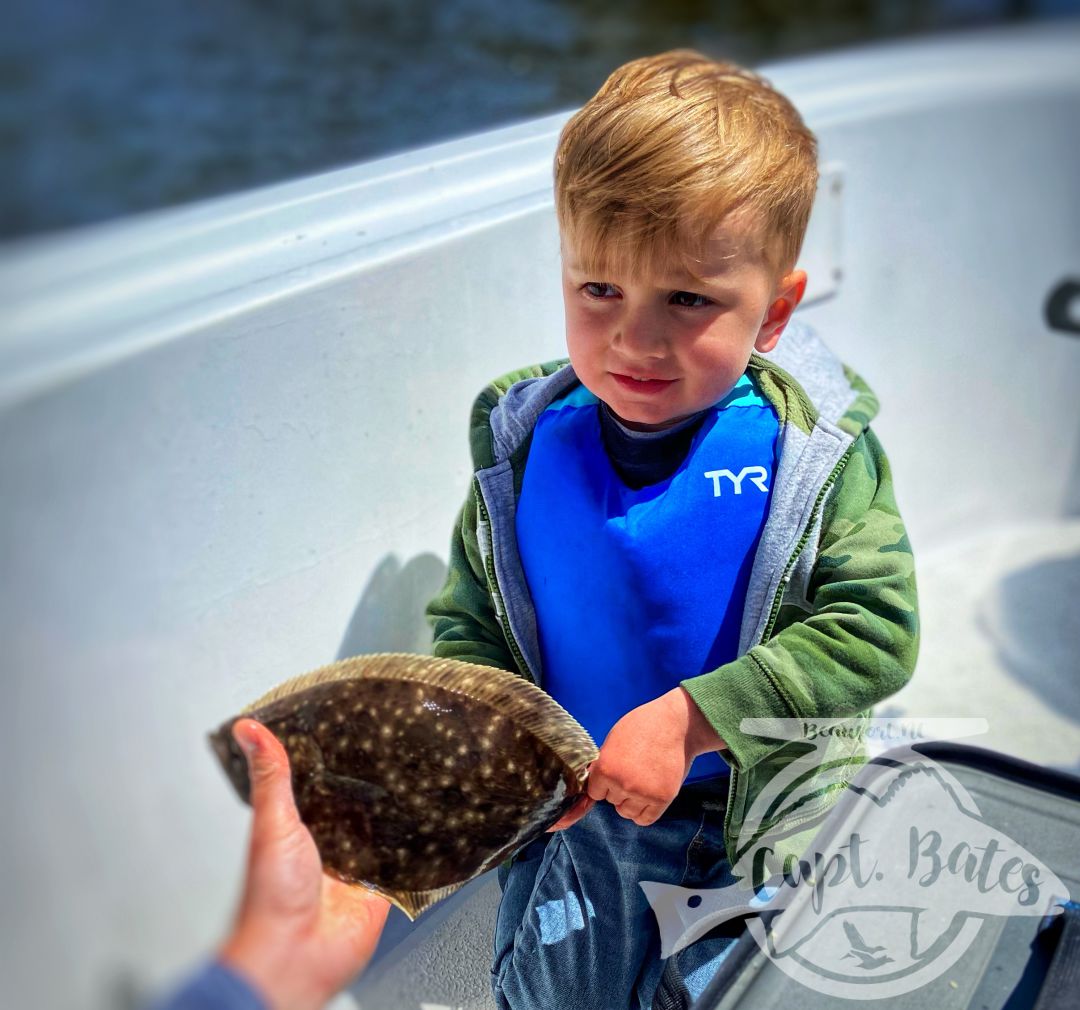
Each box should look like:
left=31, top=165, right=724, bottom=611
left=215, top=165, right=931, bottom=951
left=426, top=320, right=919, bottom=891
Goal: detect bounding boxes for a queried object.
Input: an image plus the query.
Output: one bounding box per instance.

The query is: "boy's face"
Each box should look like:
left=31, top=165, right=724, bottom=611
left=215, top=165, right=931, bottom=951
left=560, top=213, right=806, bottom=431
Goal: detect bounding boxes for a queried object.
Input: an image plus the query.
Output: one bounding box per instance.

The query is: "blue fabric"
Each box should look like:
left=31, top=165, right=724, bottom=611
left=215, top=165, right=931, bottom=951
left=515, top=372, right=779, bottom=782
left=492, top=786, right=743, bottom=1010
left=147, top=959, right=267, bottom=1010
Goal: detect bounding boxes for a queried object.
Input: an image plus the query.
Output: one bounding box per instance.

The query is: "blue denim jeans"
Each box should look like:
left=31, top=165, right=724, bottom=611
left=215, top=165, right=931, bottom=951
left=491, top=778, right=743, bottom=1010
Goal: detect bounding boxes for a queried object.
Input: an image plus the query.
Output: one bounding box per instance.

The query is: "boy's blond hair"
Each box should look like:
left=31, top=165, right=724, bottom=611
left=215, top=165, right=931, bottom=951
left=554, top=50, right=818, bottom=283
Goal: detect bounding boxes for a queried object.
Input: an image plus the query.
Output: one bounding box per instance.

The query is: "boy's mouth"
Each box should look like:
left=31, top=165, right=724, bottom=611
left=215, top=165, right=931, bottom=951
left=611, top=372, right=676, bottom=394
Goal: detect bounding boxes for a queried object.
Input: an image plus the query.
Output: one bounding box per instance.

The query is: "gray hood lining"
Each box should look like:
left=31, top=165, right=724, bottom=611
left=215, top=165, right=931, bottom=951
left=737, top=415, right=853, bottom=655
left=761, top=319, right=859, bottom=429
left=489, top=363, right=579, bottom=463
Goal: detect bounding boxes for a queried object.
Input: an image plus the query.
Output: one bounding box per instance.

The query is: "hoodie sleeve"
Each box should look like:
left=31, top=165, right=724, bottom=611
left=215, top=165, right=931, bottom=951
left=680, top=426, right=919, bottom=772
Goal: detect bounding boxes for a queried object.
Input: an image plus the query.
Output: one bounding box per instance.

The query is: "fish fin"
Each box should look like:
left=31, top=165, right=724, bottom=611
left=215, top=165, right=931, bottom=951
left=240, top=653, right=598, bottom=778
left=319, top=771, right=390, bottom=805
left=387, top=881, right=468, bottom=921
left=320, top=867, right=467, bottom=922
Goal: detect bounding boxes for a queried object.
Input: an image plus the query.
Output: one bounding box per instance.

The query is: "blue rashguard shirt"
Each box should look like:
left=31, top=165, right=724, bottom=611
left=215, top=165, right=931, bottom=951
left=515, top=373, right=779, bottom=782
left=148, top=960, right=267, bottom=1010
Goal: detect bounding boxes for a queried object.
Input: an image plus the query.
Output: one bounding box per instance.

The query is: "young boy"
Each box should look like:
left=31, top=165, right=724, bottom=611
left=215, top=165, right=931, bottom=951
left=426, top=50, right=918, bottom=1009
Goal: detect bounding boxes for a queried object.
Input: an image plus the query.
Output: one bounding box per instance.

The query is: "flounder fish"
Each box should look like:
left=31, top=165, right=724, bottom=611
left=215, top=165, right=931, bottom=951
left=208, top=652, right=597, bottom=918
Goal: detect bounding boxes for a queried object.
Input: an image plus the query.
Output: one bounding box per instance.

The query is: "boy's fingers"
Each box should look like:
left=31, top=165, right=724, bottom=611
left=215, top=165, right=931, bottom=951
left=547, top=795, right=595, bottom=832
left=587, top=776, right=625, bottom=806
left=631, top=804, right=662, bottom=827
left=615, top=799, right=648, bottom=822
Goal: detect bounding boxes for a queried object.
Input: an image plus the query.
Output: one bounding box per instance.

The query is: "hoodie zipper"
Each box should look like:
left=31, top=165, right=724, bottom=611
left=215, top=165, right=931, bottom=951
left=473, top=482, right=532, bottom=680
left=722, top=442, right=858, bottom=850
left=758, top=443, right=856, bottom=645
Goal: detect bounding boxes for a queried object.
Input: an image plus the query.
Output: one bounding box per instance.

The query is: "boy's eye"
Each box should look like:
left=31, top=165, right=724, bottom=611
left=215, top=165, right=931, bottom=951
left=583, top=282, right=618, bottom=299
left=670, top=290, right=711, bottom=309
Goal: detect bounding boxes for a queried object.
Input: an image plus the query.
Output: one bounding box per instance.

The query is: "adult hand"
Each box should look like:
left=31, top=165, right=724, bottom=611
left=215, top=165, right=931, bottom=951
left=217, top=718, right=390, bottom=1010
left=550, top=687, right=726, bottom=830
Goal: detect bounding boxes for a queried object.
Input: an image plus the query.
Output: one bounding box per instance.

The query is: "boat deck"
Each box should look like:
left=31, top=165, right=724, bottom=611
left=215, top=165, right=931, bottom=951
left=881, top=519, right=1080, bottom=776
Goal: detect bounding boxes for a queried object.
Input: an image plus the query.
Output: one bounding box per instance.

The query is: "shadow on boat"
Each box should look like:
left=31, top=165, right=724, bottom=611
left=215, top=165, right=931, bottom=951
left=336, top=551, right=447, bottom=660
left=977, top=551, right=1080, bottom=731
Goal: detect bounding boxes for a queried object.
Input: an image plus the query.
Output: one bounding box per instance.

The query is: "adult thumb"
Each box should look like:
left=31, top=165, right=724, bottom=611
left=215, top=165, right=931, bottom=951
left=231, top=718, right=301, bottom=836
left=228, top=719, right=319, bottom=922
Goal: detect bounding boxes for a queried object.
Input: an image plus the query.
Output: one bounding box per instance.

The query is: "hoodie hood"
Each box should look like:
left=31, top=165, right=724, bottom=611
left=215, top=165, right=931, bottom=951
left=759, top=319, right=880, bottom=438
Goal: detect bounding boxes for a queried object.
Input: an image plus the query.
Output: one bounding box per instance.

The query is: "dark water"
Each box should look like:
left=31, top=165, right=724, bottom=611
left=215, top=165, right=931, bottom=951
left=2, top=0, right=1077, bottom=242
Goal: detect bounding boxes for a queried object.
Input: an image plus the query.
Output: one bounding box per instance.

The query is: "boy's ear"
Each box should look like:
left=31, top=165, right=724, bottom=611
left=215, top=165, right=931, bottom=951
left=754, top=270, right=807, bottom=353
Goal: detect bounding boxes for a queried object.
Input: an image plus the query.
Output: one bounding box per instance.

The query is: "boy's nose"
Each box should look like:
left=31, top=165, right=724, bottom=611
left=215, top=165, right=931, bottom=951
left=613, top=311, right=666, bottom=356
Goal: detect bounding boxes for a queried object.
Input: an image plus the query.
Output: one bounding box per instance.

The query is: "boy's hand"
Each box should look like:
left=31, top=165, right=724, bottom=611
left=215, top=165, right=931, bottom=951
left=549, top=687, right=726, bottom=830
